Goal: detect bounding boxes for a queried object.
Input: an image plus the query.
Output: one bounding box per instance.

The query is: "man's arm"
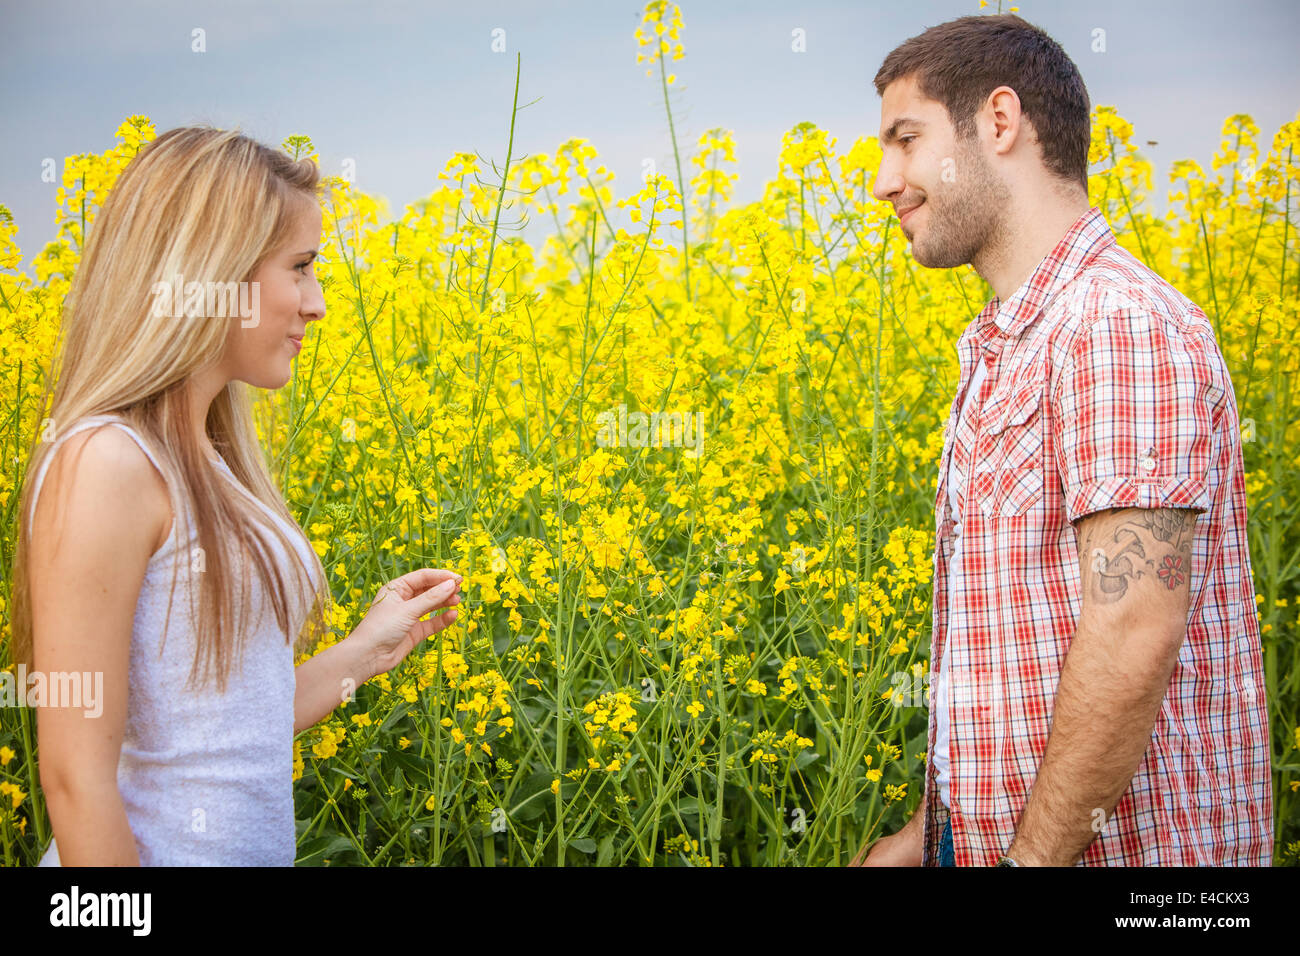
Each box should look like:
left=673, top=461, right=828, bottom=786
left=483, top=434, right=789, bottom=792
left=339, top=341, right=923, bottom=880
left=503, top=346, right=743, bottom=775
left=1005, top=505, right=1197, bottom=866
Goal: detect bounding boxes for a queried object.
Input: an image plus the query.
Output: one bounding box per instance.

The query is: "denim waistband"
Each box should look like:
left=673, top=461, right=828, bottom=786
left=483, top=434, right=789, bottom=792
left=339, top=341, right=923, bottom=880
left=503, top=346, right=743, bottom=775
left=939, top=818, right=955, bottom=867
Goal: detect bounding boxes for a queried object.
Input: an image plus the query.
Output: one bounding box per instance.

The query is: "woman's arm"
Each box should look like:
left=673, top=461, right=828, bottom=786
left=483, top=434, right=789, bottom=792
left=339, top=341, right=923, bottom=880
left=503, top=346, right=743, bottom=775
left=293, top=637, right=375, bottom=734
left=30, top=427, right=172, bottom=866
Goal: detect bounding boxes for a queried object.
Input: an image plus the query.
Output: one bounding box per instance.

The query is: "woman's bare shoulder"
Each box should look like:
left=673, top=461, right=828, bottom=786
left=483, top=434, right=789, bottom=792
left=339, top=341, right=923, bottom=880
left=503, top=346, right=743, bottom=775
left=34, top=424, right=174, bottom=559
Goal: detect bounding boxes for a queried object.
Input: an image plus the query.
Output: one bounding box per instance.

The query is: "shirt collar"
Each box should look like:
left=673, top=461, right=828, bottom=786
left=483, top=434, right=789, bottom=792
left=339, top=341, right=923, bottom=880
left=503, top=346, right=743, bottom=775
left=972, top=205, right=1116, bottom=348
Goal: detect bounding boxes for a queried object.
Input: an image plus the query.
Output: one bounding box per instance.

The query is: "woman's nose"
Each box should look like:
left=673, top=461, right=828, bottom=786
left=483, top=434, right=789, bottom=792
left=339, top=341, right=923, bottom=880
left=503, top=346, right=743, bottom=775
left=304, top=279, right=326, bottom=320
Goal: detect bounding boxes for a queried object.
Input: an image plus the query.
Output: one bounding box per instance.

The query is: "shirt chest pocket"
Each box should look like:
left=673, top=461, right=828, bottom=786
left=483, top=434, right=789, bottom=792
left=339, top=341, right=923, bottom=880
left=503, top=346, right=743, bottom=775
left=971, top=382, right=1046, bottom=518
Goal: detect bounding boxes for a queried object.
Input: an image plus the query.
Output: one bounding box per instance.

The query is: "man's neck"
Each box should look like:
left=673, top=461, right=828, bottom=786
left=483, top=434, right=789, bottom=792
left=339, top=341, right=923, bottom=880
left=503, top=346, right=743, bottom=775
left=976, top=194, right=1091, bottom=303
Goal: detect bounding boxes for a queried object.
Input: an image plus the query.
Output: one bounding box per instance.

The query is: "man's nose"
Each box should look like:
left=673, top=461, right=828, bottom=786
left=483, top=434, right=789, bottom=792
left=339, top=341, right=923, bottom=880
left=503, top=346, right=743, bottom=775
left=872, top=159, right=901, bottom=203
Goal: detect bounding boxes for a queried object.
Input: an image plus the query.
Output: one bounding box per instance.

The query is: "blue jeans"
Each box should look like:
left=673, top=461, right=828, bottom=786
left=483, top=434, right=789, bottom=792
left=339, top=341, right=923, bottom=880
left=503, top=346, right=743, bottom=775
left=939, top=818, right=955, bottom=866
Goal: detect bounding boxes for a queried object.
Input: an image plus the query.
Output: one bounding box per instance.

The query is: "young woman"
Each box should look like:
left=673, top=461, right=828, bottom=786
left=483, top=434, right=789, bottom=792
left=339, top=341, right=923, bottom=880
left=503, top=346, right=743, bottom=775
left=10, top=126, right=462, bottom=865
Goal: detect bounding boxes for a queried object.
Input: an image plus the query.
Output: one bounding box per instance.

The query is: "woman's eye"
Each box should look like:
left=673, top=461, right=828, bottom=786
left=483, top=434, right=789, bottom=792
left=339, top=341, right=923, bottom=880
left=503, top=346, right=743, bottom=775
left=295, top=261, right=312, bottom=274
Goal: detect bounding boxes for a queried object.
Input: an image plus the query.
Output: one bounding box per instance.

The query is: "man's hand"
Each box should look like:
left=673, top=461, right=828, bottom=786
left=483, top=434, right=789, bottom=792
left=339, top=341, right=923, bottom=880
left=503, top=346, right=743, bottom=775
left=849, top=808, right=924, bottom=866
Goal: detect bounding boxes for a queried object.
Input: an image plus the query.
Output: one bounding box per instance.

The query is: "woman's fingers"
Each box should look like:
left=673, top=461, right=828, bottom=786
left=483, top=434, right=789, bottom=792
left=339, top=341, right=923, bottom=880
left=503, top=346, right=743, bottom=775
left=415, top=567, right=462, bottom=589
left=410, top=606, right=459, bottom=644
left=413, top=578, right=460, bottom=616
left=390, top=567, right=462, bottom=598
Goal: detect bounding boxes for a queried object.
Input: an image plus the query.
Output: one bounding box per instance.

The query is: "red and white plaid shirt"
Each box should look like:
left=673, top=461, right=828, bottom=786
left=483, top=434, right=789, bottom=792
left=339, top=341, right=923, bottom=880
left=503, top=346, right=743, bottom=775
left=922, top=205, right=1273, bottom=866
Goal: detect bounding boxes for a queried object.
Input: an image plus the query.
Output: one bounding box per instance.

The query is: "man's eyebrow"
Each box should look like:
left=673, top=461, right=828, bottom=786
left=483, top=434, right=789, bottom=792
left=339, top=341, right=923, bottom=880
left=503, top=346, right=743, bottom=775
left=881, top=117, right=926, bottom=145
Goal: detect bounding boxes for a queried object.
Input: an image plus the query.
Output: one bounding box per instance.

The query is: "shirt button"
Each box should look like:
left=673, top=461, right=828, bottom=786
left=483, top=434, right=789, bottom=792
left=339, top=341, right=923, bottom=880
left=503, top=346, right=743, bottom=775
left=1139, top=448, right=1157, bottom=472
left=953, top=521, right=963, bottom=536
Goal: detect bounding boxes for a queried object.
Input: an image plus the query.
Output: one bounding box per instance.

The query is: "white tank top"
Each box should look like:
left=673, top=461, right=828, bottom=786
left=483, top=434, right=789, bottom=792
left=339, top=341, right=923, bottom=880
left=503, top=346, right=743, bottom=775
left=27, top=414, right=316, bottom=866
left=933, top=356, right=989, bottom=810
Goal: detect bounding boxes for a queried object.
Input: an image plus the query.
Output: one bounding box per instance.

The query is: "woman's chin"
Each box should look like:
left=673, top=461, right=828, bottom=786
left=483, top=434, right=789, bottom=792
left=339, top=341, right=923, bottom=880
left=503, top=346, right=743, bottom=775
left=241, top=366, right=293, bottom=390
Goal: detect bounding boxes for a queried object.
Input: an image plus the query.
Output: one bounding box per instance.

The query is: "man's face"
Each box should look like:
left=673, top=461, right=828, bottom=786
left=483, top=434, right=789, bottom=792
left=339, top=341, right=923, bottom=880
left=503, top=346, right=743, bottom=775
left=872, top=74, right=1010, bottom=269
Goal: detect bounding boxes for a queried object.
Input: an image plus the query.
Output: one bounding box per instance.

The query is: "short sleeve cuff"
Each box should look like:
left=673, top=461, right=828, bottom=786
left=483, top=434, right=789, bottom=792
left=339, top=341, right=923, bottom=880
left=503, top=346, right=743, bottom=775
left=1066, top=474, right=1210, bottom=524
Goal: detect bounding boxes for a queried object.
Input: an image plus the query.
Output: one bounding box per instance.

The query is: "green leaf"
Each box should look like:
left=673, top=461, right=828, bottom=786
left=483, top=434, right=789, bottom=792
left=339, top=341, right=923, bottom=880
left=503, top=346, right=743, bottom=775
left=596, top=833, right=616, bottom=866
left=388, top=748, right=435, bottom=779
left=793, top=749, right=821, bottom=770
left=380, top=701, right=413, bottom=732
left=296, top=833, right=357, bottom=866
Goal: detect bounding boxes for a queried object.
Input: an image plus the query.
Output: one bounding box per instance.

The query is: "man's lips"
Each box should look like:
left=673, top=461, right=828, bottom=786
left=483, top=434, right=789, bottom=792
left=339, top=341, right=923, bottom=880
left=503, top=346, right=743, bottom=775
left=897, top=202, right=923, bottom=224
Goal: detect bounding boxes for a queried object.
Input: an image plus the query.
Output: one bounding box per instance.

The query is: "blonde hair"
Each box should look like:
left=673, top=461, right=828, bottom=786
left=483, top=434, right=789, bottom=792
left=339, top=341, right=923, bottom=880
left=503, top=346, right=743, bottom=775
left=10, top=126, right=332, bottom=693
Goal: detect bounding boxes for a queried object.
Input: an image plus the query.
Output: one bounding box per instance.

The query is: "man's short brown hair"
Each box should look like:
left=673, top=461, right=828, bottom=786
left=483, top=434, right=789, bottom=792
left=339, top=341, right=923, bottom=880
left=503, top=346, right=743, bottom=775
left=875, top=13, right=1091, bottom=191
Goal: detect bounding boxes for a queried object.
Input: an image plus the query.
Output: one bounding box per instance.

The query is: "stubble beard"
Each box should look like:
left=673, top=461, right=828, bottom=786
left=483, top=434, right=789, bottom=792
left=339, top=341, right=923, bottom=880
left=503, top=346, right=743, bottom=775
left=911, top=137, right=1011, bottom=272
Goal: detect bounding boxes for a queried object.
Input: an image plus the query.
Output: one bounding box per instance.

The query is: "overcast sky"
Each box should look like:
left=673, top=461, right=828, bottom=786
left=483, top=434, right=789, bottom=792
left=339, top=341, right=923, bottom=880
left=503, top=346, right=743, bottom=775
left=2, top=0, right=1297, bottom=268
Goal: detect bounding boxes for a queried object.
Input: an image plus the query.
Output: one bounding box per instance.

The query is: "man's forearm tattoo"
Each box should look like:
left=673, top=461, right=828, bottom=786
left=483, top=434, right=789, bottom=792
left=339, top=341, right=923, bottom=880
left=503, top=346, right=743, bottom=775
left=1080, top=509, right=1196, bottom=604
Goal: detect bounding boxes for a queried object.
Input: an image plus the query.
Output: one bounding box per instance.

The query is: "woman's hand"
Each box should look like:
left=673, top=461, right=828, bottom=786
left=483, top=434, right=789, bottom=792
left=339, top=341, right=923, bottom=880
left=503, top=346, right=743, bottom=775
left=353, top=568, right=464, bottom=679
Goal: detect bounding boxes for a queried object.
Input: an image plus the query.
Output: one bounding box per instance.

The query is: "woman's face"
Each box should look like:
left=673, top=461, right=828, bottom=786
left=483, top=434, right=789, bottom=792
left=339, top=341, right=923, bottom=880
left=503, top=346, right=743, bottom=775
left=225, top=196, right=325, bottom=389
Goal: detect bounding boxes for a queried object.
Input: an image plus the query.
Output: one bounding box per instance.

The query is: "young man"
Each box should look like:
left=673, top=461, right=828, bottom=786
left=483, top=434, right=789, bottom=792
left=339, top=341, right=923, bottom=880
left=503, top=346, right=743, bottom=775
left=851, top=14, right=1272, bottom=866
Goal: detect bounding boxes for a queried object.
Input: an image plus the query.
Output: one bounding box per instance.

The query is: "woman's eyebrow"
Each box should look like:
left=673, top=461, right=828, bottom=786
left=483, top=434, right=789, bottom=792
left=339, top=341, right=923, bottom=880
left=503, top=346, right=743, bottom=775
left=295, top=249, right=319, bottom=260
